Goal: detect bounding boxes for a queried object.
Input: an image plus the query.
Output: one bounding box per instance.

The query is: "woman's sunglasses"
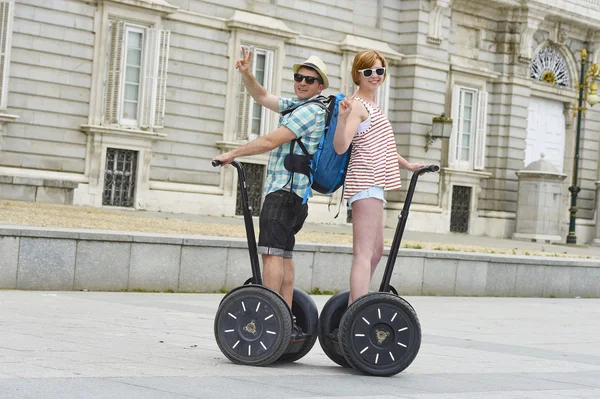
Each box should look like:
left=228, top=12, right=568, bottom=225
left=358, top=68, right=386, bottom=77
left=293, top=73, right=323, bottom=85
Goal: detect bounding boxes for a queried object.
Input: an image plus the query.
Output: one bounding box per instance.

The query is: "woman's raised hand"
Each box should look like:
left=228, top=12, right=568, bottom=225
left=339, top=84, right=353, bottom=119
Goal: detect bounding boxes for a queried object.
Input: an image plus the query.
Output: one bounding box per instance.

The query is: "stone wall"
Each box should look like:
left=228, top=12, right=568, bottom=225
left=2, top=0, right=94, bottom=173
left=1, top=226, right=599, bottom=298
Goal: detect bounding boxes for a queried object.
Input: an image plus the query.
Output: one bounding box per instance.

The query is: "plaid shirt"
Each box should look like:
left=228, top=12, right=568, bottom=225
left=263, top=95, right=327, bottom=198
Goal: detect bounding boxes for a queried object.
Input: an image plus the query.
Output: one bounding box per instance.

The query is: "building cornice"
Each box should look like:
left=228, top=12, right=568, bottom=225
left=103, top=0, right=178, bottom=15
left=0, top=113, right=18, bottom=123
left=226, top=10, right=298, bottom=40
left=81, top=124, right=167, bottom=140
left=340, top=35, right=404, bottom=62
left=450, top=64, right=501, bottom=80
left=166, top=9, right=226, bottom=30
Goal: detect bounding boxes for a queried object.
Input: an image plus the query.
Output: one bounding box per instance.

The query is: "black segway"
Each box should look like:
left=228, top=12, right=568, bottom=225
left=318, top=164, right=440, bottom=376
left=212, top=160, right=319, bottom=366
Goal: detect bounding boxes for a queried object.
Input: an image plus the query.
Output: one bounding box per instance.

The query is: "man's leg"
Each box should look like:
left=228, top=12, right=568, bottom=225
left=262, top=254, right=284, bottom=295
left=281, top=197, right=307, bottom=310
left=281, top=258, right=295, bottom=309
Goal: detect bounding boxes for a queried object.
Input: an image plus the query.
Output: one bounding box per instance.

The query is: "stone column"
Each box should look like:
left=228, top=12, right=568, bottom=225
left=478, top=7, right=546, bottom=237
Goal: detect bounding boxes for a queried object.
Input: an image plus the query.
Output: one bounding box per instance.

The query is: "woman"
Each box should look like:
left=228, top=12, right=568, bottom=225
left=334, top=50, right=425, bottom=306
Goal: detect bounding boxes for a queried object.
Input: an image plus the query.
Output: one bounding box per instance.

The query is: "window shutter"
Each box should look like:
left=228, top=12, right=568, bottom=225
left=0, top=0, right=14, bottom=110
left=474, top=91, right=488, bottom=170
left=140, top=28, right=158, bottom=129
left=153, top=29, right=170, bottom=129
left=448, top=85, right=461, bottom=167
left=104, top=20, right=124, bottom=125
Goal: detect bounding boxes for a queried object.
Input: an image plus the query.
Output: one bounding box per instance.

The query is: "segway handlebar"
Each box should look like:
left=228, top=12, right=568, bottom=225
left=211, top=159, right=262, bottom=285
left=415, top=164, right=440, bottom=174
left=379, top=164, right=440, bottom=293
left=212, top=160, right=242, bottom=169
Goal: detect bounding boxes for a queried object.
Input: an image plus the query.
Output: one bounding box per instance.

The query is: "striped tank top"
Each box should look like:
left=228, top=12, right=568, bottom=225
left=343, top=97, right=402, bottom=200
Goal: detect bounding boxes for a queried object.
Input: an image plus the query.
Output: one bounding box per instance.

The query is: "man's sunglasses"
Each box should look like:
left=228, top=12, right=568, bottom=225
left=358, top=68, right=386, bottom=77
left=293, top=73, right=323, bottom=84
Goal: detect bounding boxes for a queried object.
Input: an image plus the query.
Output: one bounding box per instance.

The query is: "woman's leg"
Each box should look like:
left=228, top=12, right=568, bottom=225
left=370, top=213, right=384, bottom=279
left=348, top=197, right=384, bottom=305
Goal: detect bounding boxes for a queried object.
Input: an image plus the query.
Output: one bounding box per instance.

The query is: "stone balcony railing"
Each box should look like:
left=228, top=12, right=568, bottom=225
left=533, top=0, right=600, bottom=24
left=475, top=0, right=600, bottom=24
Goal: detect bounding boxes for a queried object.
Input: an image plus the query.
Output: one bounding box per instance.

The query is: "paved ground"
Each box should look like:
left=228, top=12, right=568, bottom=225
left=1, top=291, right=599, bottom=398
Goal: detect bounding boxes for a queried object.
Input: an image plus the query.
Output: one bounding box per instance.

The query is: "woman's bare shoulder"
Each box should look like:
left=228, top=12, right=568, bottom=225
left=351, top=97, right=369, bottom=121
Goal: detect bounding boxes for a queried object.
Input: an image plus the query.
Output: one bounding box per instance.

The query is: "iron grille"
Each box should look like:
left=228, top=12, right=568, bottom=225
left=236, top=162, right=265, bottom=217
left=347, top=209, right=353, bottom=223
left=450, top=185, right=471, bottom=233
left=102, top=148, right=138, bottom=207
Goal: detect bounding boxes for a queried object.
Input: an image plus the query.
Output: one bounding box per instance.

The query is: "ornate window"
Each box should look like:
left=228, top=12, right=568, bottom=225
left=104, top=20, right=170, bottom=130
left=450, top=185, right=471, bottom=233
left=449, top=86, right=488, bottom=171
left=531, top=47, right=571, bottom=87
left=103, top=148, right=138, bottom=207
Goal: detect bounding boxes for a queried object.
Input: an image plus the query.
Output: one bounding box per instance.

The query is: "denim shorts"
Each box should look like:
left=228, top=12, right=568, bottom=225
left=257, top=189, right=308, bottom=259
left=347, top=186, right=386, bottom=210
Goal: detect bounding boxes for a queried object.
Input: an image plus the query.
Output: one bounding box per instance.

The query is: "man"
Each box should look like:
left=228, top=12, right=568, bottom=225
left=212, top=48, right=329, bottom=336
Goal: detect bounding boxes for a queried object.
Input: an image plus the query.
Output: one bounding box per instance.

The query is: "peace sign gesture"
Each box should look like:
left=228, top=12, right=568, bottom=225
left=235, top=47, right=253, bottom=74
left=338, top=84, right=353, bottom=120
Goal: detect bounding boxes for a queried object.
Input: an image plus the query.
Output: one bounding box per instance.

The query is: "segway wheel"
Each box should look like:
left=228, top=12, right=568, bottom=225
left=339, top=293, right=421, bottom=376
left=214, top=286, right=292, bottom=366
left=317, top=290, right=350, bottom=368
left=278, top=288, right=319, bottom=363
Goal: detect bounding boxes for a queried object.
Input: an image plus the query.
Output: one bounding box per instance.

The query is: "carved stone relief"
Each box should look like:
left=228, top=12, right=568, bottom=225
left=428, top=0, right=452, bottom=45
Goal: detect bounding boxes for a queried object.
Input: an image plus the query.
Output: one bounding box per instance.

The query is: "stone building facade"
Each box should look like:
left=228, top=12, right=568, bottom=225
left=1, top=0, right=600, bottom=244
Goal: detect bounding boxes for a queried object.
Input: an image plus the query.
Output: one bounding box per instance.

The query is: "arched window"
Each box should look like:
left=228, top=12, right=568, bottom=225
left=531, top=46, right=571, bottom=87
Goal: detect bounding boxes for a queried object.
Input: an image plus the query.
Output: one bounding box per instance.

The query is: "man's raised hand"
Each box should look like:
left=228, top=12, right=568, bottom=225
left=235, top=47, right=253, bottom=73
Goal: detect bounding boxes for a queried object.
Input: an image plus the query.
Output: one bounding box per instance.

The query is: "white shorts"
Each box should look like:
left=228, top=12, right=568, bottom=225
left=347, top=186, right=386, bottom=210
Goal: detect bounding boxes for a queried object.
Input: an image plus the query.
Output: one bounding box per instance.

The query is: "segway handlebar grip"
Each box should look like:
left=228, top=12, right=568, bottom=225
left=212, top=160, right=221, bottom=167
left=415, top=164, right=440, bottom=175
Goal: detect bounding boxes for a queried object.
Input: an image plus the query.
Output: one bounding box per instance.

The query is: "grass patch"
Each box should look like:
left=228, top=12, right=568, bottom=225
left=127, top=288, right=177, bottom=293
left=310, top=287, right=335, bottom=295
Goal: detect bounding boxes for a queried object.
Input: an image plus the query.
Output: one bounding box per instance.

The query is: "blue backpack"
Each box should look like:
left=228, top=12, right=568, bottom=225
left=282, top=93, right=351, bottom=207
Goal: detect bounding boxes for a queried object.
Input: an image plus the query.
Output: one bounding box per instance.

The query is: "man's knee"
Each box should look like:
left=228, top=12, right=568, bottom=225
left=282, top=272, right=294, bottom=287
left=282, top=259, right=295, bottom=286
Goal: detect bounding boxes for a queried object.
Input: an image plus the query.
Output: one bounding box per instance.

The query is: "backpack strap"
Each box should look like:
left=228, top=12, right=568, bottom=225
left=294, top=137, right=313, bottom=204
left=284, top=137, right=313, bottom=202
left=334, top=184, right=346, bottom=218
left=295, top=138, right=310, bottom=157
left=280, top=95, right=330, bottom=117
left=284, top=139, right=296, bottom=192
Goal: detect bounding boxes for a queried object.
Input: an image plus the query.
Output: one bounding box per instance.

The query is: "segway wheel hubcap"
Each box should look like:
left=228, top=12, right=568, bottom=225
left=351, top=305, right=412, bottom=366
left=219, top=297, right=281, bottom=358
